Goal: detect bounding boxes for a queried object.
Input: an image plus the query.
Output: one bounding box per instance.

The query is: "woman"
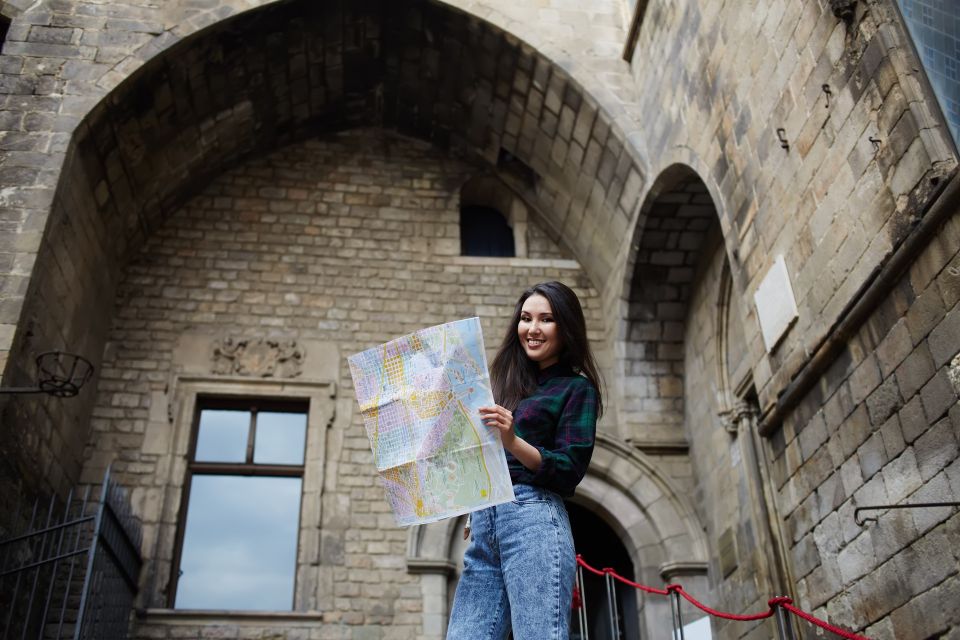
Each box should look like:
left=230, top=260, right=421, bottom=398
left=447, top=281, right=603, bottom=640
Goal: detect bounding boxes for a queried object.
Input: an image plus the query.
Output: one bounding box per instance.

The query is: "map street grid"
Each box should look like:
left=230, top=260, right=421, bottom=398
left=348, top=318, right=515, bottom=526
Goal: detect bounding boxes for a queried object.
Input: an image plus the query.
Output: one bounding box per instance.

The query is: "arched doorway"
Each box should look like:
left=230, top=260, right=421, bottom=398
left=568, top=501, right=639, bottom=640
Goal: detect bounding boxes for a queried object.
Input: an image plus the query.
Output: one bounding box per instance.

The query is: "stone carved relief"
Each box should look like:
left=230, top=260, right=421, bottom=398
left=211, top=337, right=305, bottom=378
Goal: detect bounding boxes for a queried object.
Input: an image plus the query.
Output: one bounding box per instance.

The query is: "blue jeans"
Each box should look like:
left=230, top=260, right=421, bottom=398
left=447, top=484, right=576, bottom=640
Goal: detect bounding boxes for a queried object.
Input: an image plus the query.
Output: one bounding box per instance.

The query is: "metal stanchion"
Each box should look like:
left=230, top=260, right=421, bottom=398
left=669, top=589, right=685, bottom=640
left=576, top=564, right=590, bottom=640
left=603, top=570, right=621, bottom=639
left=774, top=599, right=796, bottom=640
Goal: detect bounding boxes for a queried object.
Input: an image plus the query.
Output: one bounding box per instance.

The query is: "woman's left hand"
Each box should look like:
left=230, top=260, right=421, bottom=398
left=479, top=405, right=514, bottom=446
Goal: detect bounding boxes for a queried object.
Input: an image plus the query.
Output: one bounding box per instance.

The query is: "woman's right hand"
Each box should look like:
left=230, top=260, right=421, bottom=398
left=478, top=405, right=542, bottom=472
left=478, top=405, right=514, bottom=447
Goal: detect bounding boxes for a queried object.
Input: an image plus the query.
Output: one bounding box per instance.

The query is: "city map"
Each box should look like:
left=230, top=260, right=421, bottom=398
left=348, top=317, right=515, bottom=526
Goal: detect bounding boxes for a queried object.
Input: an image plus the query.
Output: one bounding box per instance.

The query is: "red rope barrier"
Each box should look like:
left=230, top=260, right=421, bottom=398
left=607, top=570, right=669, bottom=596
left=670, top=585, right=775, bottom=622
left=782, top=602, right=870, bottom=640
left=575, top=556, right=871, bottom=639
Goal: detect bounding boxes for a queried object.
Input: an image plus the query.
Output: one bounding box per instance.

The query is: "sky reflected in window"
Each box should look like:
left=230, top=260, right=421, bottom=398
left=195, top=410, right=248, bottom=462
left=254, top=412, right=307, bottom=465
left=175, top=475, right=302, bottom=610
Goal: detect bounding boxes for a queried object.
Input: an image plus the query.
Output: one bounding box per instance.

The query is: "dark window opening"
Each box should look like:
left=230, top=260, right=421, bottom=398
left=171, top=397, right=308, bottom=611
left=0, top=16, right=9, bottom=48
left=460, top=205, right=515, bottom=257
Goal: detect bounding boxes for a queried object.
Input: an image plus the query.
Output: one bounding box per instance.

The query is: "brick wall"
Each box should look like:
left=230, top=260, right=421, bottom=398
left=82, top=128, right=598, bottom=638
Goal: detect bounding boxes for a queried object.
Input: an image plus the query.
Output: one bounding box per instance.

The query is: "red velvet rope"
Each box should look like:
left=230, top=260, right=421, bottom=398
left=781, top=602, right=871, bottom=640
left=575, top=556, right=870, bottom=639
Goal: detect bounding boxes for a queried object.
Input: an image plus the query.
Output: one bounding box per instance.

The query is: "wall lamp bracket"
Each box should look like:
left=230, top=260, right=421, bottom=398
left=0, top=351, right=94, bottom=398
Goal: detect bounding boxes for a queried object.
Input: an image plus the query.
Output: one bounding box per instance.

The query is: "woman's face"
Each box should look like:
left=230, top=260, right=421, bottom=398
left=518, top=294, right=562, bottom=369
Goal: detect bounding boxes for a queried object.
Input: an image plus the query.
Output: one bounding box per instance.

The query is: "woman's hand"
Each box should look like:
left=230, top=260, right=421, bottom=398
left=479, top=405, right=542, bottom=472
left=479, top=405, right=515, bottom=447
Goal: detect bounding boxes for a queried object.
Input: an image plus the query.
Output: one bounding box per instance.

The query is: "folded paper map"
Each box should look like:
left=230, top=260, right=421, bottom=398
left=348, top=317, right=515, bottom=526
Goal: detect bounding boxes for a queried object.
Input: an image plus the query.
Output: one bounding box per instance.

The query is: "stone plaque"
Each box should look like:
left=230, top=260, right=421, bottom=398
left=753, top=255, right=799, bottom=352
left=718, top=527, right=738, bottom=577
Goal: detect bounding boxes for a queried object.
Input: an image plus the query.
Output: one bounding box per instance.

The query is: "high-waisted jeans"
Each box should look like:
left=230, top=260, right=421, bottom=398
left=446, top=484, right=576, bottom=640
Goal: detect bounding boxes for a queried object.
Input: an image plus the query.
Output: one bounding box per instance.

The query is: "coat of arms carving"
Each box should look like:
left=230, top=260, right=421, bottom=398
left=211, top=337, right=305, bottom=378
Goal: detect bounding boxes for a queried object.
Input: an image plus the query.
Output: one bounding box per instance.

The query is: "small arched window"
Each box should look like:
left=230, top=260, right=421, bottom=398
left=459, top=205, right=516, bottom=257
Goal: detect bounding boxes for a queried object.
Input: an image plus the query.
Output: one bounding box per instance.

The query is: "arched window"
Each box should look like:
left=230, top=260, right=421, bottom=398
left=459, top=205, right=516, bottom=257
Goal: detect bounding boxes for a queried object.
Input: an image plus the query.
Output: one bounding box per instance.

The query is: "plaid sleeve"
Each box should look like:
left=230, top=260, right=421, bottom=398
left=529, top=378, right=598, bottom=496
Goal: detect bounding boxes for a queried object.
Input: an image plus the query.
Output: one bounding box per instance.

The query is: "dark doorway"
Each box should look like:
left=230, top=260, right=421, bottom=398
left=567, top=502, right=640, bottom=639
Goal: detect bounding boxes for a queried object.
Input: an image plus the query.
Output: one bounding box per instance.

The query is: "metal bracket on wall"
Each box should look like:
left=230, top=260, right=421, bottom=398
left=776, top=128, right=789, bottom=150
left=855, top=502, right=960, bottom=526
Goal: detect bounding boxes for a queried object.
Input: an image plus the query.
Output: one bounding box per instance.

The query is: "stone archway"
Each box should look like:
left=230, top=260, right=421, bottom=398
left=406, top=434, right=707, bottom=639
left=2, top=0, right=647, bottom=505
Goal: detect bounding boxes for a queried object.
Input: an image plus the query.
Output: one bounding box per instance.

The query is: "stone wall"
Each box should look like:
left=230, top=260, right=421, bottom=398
left=621, top=0, right=957, bottom=422
left=771, top=205, right=960, bottom=639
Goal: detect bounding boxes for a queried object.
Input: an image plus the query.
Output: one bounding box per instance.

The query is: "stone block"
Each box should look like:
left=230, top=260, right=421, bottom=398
left=913, top=417, right=959, bottom=483
left=883, top=449, right=923, bottom=504
left=894, top=341, right=935, bottom=402
left=848, top=353, right=882, bottom=406
left=878, top=414, right=906, bottom=460
left=920, top=370, right=959, bottom=423
left=803, top=554, right=844, bottom=608
left=798, top=410, right=828, bottom=460
left=876, top=319, right=913, bottom=378
left=898, top=395, right=928, bottom=444
left=840, top=453, right=865, bottom=496
left=837, top=530, right=877, bottom=584
left=857, top=431, right=886, bottom=481
left=905, top=284, right=946, bottom=344
left=817, top=471, right=846, bottom=520
left=866, top=375, right=902, bottom=427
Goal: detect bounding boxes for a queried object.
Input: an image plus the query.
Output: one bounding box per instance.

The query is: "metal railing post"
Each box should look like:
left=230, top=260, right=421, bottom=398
left=669, top=589, right=685, bottom=640
left=73, top=468, right=111, bottom=640
left=774, top=599, right=796, bottom=640
left=576, top=564, right=589, bottom=640
left=603, top=571, right=620, bottom=639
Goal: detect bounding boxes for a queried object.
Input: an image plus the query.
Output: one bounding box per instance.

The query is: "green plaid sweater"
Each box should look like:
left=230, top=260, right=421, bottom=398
left=506, top=362, right=599, bottom=497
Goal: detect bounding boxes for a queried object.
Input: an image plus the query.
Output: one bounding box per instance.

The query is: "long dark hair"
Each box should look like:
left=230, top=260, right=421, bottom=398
left=490, top=281, right=603, bottom=415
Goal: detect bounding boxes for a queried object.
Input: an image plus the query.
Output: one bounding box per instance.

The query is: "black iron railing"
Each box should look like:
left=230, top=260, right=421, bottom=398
left=0, top=467, right=142, bottom=640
